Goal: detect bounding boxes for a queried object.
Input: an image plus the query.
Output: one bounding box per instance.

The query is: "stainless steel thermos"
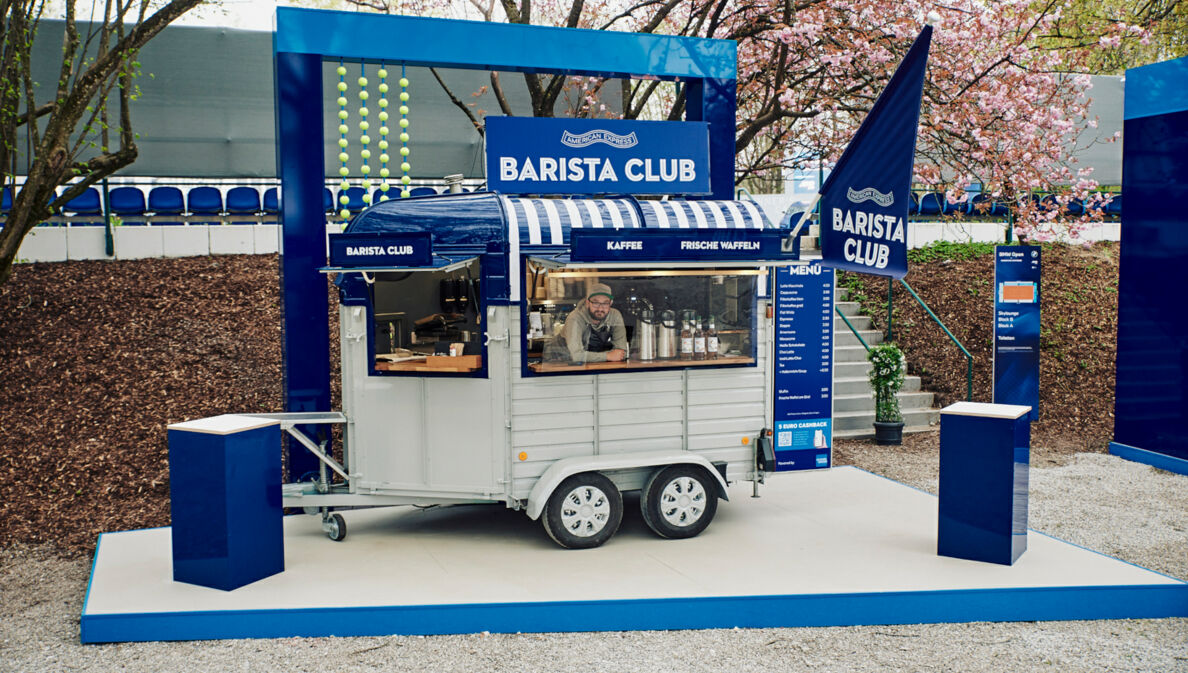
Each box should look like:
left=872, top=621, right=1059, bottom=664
left=636, top=309, right=657, bottom=360
left=656, top=310, right=678, bottom=359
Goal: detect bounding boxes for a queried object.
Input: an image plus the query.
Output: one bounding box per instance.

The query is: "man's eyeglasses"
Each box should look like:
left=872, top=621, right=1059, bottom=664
left=588, top=298, right=612, bottom=308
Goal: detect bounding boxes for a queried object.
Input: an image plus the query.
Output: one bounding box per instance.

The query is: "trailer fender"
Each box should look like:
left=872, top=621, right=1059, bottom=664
left=525, top=451, right=730, bottom=521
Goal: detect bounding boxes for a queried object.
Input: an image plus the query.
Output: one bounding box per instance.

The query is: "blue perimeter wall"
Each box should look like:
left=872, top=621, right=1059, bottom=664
left=1113, top=56, right=1188, bottom=462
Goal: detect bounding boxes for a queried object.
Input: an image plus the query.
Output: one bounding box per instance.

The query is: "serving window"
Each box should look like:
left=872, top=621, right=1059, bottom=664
left=523, top=259, right=760, bottom=375
left=367, top=258, right=485, bottom=376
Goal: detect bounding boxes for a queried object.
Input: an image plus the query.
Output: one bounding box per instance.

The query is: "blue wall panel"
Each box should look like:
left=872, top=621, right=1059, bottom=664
left=1115, top=75, right=1188, bottom=460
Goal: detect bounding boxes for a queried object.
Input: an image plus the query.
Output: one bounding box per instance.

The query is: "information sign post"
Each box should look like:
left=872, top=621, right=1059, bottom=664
left=993, top=246, right=1041, bottom=421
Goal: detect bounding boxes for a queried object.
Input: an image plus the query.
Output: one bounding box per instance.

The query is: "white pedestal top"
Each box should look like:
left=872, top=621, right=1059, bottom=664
left=940, top=401, right=1032, bottom=419
left=167, top=414, right=280, bottom=435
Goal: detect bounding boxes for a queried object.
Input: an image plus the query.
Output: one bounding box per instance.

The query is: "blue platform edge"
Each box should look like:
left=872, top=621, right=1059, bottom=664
left=80, top=580, right=1188, bottom=643
left=1109, top=442, right=1188, bottom=477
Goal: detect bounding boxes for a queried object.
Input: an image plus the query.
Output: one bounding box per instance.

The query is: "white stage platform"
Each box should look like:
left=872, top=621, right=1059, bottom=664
left=81, top=466, right=1187, bottom=643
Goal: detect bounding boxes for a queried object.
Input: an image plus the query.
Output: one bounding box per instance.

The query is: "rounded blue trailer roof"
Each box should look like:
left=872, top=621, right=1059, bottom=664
left=345, top=191, right=506, bottom=246
left=345, top=192, right=776, bottom=248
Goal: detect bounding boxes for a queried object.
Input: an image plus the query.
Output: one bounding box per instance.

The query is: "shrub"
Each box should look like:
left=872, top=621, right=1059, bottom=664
left=868, top=342, right=906, bottom=423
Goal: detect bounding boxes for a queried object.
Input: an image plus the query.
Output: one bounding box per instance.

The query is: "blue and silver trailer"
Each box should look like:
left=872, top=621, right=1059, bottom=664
left=282, top=191, right=818, bottom=548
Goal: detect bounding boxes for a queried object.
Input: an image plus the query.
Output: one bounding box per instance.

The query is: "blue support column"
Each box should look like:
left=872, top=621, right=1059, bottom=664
left=686, top=77, right=738, bottom=200
left=274, top=51, right=330, bottom=480
left=168, top=415, right=285, bottom=591
left=1114, top=56, right=1188, bottom=463
left=937, top=402, right=1031, bottom=566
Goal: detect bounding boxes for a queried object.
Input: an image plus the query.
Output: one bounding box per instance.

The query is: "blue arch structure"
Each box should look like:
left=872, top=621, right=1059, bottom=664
left=273, top=8, right=738, bottom=476
left=1109, top=55, right=1188, bottom=475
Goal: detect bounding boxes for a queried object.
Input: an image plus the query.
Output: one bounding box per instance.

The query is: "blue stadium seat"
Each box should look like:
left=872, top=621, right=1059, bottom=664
left=917, top=191, right=945, bottom=216
left=109, top=186, right=148, bottom=225
left=1104, top=193, right=1122, bottom=218
left=187, top=186, right=224, bottom=224
left=409, top=186, right=437, bottom=197
left=324, top=187, right=334, bottom=214
left=372, top=188, right=398, bottom=204
left=969, top=193, right=1007, bottom=217
left=337, top=186, right=367, bottom=213
left=226, top=186, right=261, bottom=212
left=1, top=187, right=11, bottom=213
left=225, top=186, right=262, bottom=224
left=1065, top=198, right=1084, bottom=216
left=1036, top=194, right=1059, bottom=212
left=263, top=187, right=280, bottom=214
left=148, top=186, right=186, bottom=225
left=63, top=187, right=103, bottom=225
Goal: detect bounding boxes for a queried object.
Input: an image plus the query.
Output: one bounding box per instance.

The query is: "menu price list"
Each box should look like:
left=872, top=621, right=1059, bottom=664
left=773, top=263, right=835, bottom=419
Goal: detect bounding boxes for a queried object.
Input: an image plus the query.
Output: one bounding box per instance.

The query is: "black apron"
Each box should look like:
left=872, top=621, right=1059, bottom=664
left=585, top=323, right=614, bottom=352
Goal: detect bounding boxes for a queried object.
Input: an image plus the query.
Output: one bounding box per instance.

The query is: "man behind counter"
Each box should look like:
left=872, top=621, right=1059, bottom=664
left=553, top=282, right=629, bottom=364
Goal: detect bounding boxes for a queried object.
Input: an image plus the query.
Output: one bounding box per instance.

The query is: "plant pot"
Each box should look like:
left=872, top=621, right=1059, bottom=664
left=873, top=421, right=904, bottom=445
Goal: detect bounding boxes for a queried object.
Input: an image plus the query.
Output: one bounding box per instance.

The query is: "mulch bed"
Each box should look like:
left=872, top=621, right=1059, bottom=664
left=0, top=245, right=1119, bottom=556
left=839, top=242, right=1119, bottom=452
left=0, top=256, right=340, bottom=555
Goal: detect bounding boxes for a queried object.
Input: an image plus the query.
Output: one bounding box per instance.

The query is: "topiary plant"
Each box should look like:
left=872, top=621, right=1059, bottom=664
left=868, top=342, right=906, bottom=424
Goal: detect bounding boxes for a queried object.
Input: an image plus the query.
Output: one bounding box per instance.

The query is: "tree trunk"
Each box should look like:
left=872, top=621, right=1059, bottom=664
left=0, top=0, right=202, bottom=286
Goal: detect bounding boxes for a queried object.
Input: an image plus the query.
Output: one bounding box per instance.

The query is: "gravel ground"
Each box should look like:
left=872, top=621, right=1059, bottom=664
left=2, top=442, right=1185, bottom=673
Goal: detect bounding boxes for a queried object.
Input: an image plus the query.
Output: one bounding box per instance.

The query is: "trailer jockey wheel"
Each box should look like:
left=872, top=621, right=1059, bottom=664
left=542, top=472, right=623, bottom=549
left=641, top=465, right=719, bottom=539
left=323, top=512, right=347, bottom=542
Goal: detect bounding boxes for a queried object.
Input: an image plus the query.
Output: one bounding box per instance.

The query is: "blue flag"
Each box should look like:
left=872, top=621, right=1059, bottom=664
left=818, top=26, right=932, bottom=278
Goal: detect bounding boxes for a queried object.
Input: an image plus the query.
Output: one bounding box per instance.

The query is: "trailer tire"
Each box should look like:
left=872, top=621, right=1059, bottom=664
left=641, top=464, right=718, bottom=539
left=542, top=472, right=623, bottom=549
left=325, top=513, right=347, bottom=542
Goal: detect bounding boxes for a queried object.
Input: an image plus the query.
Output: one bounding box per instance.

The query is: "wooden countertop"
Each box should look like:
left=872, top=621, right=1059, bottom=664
left=375, top=355, right=481, bottom=373
left=530, top=355, right=754, bottom=373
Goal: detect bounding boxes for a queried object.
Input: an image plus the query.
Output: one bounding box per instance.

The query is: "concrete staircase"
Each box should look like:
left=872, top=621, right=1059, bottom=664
left=832, top=290, right=941, bottom=439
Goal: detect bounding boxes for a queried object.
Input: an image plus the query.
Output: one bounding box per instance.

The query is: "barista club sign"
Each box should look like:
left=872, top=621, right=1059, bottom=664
left=328, top=232, right=433, bottom=268
left=570, top=229, right=792, bottom=262
left=485, top=117, right=711, bottom=195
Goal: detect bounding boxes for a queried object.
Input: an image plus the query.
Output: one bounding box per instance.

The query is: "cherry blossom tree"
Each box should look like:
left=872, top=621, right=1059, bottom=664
left=347, top=0, right=1155, bottom=240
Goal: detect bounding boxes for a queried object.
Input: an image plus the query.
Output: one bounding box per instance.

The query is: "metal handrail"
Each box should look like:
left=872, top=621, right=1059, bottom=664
left=835, top=306, right=871, bottom=351
left=893, top=279, right=974, bottom=401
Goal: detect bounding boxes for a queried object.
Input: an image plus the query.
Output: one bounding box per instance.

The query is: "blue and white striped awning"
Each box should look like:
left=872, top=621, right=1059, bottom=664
left=499, top=196, right=772, bottom=247
left=501, top=196, right=775, bottom=302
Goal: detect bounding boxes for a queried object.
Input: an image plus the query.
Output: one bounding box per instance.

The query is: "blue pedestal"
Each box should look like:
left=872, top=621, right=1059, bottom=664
left=168, top=415, right=284, bottom=591
left=938, top=402, right=1031, bottom=565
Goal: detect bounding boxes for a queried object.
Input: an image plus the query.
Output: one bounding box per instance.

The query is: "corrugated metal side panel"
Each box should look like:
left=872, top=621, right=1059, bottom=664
left=683, top=316, right=768, bottom=469
left=508, top=315, right=771, bottom=498
left=510, top=321, right=592, bottom=492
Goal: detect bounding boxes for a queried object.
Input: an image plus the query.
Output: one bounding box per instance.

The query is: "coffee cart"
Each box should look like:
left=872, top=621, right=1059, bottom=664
left=281, top=191, right=811, bottom=548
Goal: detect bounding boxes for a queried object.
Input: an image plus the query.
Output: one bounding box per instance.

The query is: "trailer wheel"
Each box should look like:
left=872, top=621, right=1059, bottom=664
left=324, top=513, right=347, bottom=542
left=542, top=472, right=623, bottom=549
left=641, top=465, right=718, bottom=539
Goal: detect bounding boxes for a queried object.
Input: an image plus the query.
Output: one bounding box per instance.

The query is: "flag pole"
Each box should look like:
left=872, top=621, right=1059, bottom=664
left=787, top=193, right=821, bottom=240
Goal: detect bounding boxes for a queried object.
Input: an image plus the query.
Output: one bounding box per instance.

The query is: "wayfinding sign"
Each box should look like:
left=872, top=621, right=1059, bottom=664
left=485, top=117, right=710, bottom=196
left=772, top=261, right=834, bottom=471
left=993, top=245, right=1041, bottom=421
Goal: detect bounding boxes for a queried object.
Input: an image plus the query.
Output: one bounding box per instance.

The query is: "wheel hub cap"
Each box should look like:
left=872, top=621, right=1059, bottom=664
left=560, top=485, right=611, bottom=537
left=660, top=477, right=706, bottom=528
